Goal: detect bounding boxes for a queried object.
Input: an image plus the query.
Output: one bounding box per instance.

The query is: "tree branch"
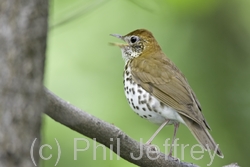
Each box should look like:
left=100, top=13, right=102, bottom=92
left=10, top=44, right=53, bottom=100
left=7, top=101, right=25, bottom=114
left=223, top=163, right=240, bottom=167
left=44, top=87, right=198, bottom=167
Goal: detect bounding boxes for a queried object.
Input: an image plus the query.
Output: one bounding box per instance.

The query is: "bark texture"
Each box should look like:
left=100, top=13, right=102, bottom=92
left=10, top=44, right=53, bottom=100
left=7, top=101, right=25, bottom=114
left=0, top=0, right=48, bottom=166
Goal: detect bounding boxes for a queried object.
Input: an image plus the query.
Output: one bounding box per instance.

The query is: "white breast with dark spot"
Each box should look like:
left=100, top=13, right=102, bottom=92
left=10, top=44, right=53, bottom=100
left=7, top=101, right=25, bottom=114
left=123, top=65, right=186, bottom=125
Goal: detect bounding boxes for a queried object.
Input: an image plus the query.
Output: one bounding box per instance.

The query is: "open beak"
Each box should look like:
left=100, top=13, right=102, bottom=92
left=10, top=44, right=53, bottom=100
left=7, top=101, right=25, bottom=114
left=110, top=34, right=123, bottom=39
left=110, top=33, right=128, bottom=48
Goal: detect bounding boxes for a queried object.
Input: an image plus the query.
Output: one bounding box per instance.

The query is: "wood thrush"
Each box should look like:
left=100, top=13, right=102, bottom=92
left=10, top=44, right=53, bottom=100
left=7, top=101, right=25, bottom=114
left=110, top=29, right=223, bottom=158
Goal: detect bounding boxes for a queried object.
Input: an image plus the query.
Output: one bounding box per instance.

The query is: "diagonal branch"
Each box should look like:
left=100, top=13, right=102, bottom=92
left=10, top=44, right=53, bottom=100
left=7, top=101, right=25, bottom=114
left=44, top=87, right=198, bottom=167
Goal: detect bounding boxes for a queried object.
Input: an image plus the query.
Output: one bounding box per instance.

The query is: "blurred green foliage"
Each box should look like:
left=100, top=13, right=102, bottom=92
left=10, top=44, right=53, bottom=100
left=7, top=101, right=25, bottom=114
left=44, top=0, right=250, bottom=166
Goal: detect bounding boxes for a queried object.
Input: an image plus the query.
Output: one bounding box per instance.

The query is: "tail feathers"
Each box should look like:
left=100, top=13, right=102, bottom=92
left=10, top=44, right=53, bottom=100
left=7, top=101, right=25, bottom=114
left=182, top=116, right=224, bottom=158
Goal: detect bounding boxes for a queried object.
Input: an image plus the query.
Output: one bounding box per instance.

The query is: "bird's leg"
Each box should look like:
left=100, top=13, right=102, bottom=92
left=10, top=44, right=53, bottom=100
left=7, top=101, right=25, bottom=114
left=168, top=122, right=180, bottom=157
left=145, top=119, right=170, bottom=145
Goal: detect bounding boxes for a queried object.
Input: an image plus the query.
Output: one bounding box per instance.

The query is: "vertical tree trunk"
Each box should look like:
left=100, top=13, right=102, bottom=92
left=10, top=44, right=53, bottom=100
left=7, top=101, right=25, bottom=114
left=0, top=0, right=48, bottom=166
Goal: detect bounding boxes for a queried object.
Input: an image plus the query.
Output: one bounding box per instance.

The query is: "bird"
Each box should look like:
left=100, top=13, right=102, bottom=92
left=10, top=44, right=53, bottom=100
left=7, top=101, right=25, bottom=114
left=110, top=29, right=223, bottom=158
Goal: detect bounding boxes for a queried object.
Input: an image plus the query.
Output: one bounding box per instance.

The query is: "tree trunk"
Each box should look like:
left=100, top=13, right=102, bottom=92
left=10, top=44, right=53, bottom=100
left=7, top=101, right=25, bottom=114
left=0, top=0, right=48, bottom=166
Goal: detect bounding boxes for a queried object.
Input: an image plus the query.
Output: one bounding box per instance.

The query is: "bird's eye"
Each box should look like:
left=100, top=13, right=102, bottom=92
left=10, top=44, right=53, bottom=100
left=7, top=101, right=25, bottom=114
left=130, top=36, right=138, bottom=43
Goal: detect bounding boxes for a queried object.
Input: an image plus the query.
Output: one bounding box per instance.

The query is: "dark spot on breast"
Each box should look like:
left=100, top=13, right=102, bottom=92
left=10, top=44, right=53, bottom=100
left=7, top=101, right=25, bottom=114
left=126, top=78, right=130, bottom=81
left=132, top=102, right=135, bottom=109
left=126, top=91, right=129, bottom=94
left=152, top=106, right=158, bottom=113
left=136, top=106, right=139, bottom=110
left=141, top=100, right=146, bottom=104
left=143, top=94, right=147, bottom=98
left=127, top=98, right=130, bottom=104
left=146, top=103, right=152, bottom=111
left=143, top=115, right=147, bottom=118
left=126, top=70, right=129, bottom=76
left=142, top=107, right=146, bottom=111
left=125, top=63, right=128, bottom=70
left=132, top=88, right=135, bottom=94
left=160, top=102, right=164, bottom=108
left=138, top=89, right=142, bottom=94
left=148, top=114, right=152, bottom=117
left=148, top=96, right=152, bottom=103
left=138, top=96, right=141, bottom=104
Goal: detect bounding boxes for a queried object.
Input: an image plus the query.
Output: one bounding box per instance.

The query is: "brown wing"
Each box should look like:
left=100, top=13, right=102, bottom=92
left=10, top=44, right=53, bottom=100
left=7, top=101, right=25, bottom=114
left=130, top=52, right=210, bottom=128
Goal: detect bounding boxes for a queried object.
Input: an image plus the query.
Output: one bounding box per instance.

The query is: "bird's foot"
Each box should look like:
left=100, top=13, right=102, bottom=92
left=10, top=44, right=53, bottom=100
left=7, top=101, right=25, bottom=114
left=145, top=142, right=158, bottom=152
left=167, top=153, right=180, bottom=162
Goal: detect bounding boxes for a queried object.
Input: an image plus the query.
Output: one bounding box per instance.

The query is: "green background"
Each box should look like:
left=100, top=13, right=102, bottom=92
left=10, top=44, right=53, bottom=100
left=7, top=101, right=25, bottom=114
left=43, top=0, right=250, bottom=166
